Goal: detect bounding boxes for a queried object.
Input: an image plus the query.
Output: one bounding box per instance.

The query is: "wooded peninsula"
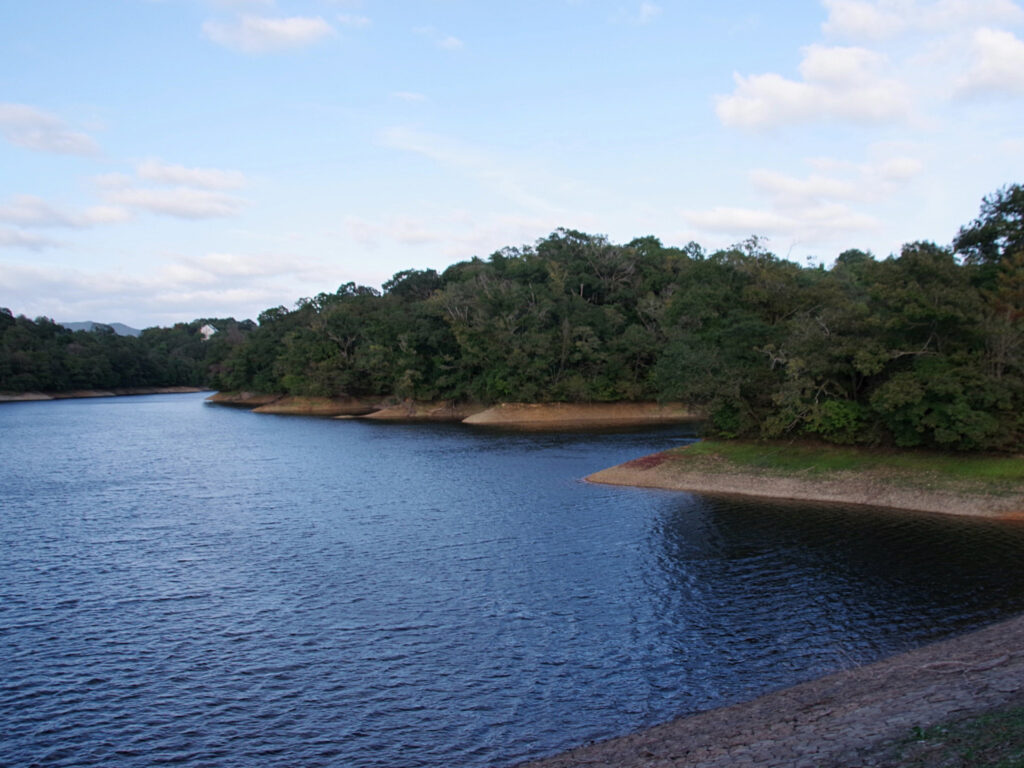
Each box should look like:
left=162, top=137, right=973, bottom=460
left=3, top=184, right=1021, bottom=454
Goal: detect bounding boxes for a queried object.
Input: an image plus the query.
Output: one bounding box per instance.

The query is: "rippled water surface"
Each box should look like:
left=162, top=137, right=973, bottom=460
left=2, top=393, right=1023, bottom=768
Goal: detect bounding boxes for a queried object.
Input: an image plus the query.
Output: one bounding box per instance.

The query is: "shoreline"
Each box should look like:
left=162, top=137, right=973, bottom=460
left=587, top=445, right=1024, bottom=520
left=533, top=441, right=1024, bottom=766
left=519, top=611, right=1024, bottom=767
left=205, top=393, right=702, bottom=427
left=0, top=386, right=209, bottom=403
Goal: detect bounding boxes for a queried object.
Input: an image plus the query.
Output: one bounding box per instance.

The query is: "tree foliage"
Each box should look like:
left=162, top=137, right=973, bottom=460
left=3, top=186, right=1022, bottom=452
left=0, top=315, right=252, bottom=393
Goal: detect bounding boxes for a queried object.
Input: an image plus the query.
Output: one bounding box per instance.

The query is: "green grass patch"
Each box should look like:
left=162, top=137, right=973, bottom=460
left=674, top=440, right=1024, bottom=493
left=890, top=704, right=1024, bottom=767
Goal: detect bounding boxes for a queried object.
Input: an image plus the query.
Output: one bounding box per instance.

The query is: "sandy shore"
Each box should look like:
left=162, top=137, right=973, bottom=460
left=0, top=386, right=208, bottom=402
left=587, top=450, right=1024, bottom=520
left=520, top=612, right=1024, bottom=767
left=463, top=402, right=699, bottom=429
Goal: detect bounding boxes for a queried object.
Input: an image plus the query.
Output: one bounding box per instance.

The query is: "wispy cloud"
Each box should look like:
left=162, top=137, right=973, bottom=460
left=103, top=188, right=245, bottom=219
left=203, top=15, right=335, bottom=53
left=95, top=160, right=249, bottom=219
left=822, top=0, right=1024, bottom=39
left=0, top=226, right=61, bottom=251
left=378, top=126, right=559, bottom=213
left=0, top=195, right=129, bottom=229
left=344, top=211, right=565, bottom=261
left=137, top=159, right=247, bottom=189
left=0, top=103, right=100, bottom=156
left=337, top=13, right=371, bottom=28
left=684, top=152, right=924, bottom=248
left=392, top=91, right=429, bottom=103
left=0, top=250, right=335, bottom=324
left=415, top=26, right=464, bottom=50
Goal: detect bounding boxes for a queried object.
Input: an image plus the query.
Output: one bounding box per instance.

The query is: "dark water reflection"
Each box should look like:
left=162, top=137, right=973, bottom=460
left=1, top=394, right=1022, bottom=768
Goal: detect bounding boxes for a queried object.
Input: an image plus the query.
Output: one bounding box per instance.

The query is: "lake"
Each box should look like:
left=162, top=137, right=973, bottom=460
left=2, top=392, right=1023, bottom=767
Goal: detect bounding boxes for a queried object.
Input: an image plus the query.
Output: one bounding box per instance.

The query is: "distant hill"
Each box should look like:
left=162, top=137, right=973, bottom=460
left=61, top=321, right=142, bottom=337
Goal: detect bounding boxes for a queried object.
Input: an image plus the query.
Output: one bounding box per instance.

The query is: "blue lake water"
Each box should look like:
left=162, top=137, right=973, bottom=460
left=2, top=392, right=1023, bottom=767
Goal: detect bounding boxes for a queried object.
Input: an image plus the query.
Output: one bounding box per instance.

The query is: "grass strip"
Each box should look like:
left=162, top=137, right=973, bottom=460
left=886, top=704, right=1024, bottom=767
left=672, top=440, right=1024, bottom=495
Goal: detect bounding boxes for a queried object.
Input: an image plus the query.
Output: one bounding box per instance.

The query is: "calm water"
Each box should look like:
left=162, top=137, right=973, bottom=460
left=2, top=393, right=1023, bottom=768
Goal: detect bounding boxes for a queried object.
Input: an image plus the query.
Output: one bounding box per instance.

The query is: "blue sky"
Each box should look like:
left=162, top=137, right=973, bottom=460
left=2, top=0, right=1023, bottom=327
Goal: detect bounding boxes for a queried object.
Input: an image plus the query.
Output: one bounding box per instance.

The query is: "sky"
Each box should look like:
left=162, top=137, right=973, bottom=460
left=2, top=0, right=1023, bottom=328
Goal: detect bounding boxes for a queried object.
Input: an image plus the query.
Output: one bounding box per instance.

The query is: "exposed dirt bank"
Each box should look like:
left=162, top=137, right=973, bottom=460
left=206, top=392, right=381, bottom=416
left=0, top=387, right=207, bottom=402
left=251, top=395, right=380, bottom=416
left=520, top=611, right=1024, bottom=768
left=205, top=391, right=283, bottom=407
left=357, top=400, right=487, bottom=422
left=463, top=402, right=699, bottom=429
left=587, top=448, right=1024, bottom=519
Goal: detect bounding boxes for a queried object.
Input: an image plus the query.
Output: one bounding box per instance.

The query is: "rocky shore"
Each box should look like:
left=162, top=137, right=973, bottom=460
left=520, top=612, right=1024, bottom=768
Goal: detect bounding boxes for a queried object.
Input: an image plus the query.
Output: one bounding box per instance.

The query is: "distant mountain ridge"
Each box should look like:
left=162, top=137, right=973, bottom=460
left=61, top=321, right=142, bottom=337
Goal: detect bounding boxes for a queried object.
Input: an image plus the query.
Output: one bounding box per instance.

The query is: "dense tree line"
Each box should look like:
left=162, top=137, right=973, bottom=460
left=0, top=314, right=252, bottom=392
left=3, top=185, right=1020, bottom=451
left=213, top=184, right=1023, bottom=452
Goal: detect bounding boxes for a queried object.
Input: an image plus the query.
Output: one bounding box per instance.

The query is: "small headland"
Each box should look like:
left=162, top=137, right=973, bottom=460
left=462, top=402, right=699, bottom=429
left=588, top=439, right=1024, bottom=520
left=0, top=386, right=208, bottom=403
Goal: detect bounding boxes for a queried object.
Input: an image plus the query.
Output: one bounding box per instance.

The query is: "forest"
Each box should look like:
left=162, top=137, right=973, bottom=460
left=3, top=184, right=1021, bottom=452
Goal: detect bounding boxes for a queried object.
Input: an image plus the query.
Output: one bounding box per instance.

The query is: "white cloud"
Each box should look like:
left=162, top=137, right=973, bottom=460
left=0, top=195, right=130, bottom=228
left=92, top=160, right=249, bottom=219
left=104, top=187, right=246, bottom=219
left=956, top=27, right=1024, bottom=94
left=0, top=226, right=61, bottom=251
left=392, top=91, right=428, bottom=102
left=684, top=150, right=924, bottom=249
left=821, top=0, right=908, bottom=39
left=344, top=211, right=565, bottom=262
left=872, top=155, right=925, bottom=180
left=750, top=170, right=863, bottom=206
left=684, top=207, right=798, bottom=235
left=0, top=103, right=100, bottom=156
left=636, top=2, right=662, bottom=24
left=716, top=44, right=910, bottom=128
left=823, top=0, right=1024, bottom=39
left=683, top=202, right=879, bottom=243
left=799, top=43, right=885, bottom=85
left=137, top=159, right=247, bottom=189
left=415, top=26, right=464, bottom=50
left=379, top=126, right=560, bottom=213
left=0, top=251, right=336, bottom=325
left=203, top=15, right=334, bottom=53
left=337, top=13, right=371, bottom=28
